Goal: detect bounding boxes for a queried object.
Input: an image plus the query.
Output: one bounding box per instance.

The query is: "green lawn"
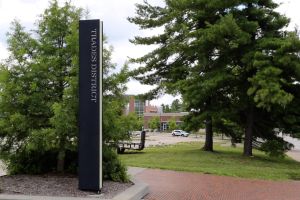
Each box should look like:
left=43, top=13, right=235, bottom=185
left=119, top=142, right=300, bottom=180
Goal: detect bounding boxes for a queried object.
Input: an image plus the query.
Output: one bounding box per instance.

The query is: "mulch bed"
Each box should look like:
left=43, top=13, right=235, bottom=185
left=0, top=174, right=132, bottom=198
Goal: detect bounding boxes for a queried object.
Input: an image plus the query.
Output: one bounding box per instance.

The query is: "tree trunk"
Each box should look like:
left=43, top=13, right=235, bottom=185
left=57, top=138, right=66, bottom=173
left=243, top=106, right=254, bottom=156
left=203, top=115, right=213, bottom=151
left=57, top=148, right=66, bottom=173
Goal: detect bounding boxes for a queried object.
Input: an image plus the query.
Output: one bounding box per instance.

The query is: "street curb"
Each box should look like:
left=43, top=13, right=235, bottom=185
left=0, top=181, right=148, bottom=200
left=0, top=181, right=149, bottom=200
left=0, top=172, right=149, bottom=200
left=0, top=194, right=109, bottom=200
left=112, top=178, right=149, bottom=200
left=0, top=179, right=149, bottom=200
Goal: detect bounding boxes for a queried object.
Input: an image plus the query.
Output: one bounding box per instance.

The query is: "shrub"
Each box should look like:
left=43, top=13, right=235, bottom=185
left=103, top=145, right=129, bottom=182
left=260, top=139, right=294, bottom=158
left=6, top=150, right=57, bottom=174
left=4, top=146, right=129, bottom=183
left=5, top=149, right=78, bottom=175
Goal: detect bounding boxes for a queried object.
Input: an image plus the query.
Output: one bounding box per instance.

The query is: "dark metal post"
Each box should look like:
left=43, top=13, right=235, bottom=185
left=79, top=19, right=103, bottom=191
left=140, top=131, right=146, bottom=149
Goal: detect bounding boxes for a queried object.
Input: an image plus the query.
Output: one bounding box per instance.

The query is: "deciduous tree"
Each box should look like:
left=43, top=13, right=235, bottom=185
left=148, top=116, right=160, bottom=131
left=168, top=117, right=177, bottom=131
left=0, top=1, right=129, bottom=180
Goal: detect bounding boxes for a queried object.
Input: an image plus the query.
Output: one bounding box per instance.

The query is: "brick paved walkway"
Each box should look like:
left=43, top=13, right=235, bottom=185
left=135, top=169, right=300, bottom=200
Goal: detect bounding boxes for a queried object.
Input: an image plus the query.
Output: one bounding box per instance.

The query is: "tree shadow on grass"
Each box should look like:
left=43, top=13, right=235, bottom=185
left=121, top=151, right=145, bottom=155
left=186, top=147, right=298, bottom=166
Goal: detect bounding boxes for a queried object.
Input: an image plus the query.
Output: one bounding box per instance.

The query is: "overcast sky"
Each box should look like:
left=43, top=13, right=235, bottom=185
left=0, top=0, right=299, bottom=106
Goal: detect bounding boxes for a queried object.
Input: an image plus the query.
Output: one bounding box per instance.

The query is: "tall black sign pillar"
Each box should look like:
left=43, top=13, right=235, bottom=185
left=79, top=19, right=103, bottom=191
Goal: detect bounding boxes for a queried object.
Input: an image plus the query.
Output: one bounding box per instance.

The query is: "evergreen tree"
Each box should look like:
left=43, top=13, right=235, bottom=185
left=161, top=104, right=165, bottom=112
left=164, top=105, right=171, bottom=113
left=129, top=0, right=300, bottom=155
left=170, top=99, right=181, bottom=112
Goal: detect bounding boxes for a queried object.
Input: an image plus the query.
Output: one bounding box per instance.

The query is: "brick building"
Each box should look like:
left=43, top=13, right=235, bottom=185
left=128, top=95, right=145, bottom=117
left=127, top=95, right=158, bottom=117
left=144, top=112, right=188, bottom=131
left=127, top=95, right=188, bottom=131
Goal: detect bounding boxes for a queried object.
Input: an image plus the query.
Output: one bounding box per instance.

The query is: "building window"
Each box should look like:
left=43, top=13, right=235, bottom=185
left=133, top=99, right=145, bottom=118
left=162, top=123, right=168, bottom=131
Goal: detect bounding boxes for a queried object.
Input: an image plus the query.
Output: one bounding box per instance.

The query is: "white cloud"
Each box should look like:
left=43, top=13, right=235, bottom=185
left=1, top=0, right=300, bottom=106
left=0, top=42, right=8, bottom=61
left=125, top=80, right=180, bottom=106
left=126, top=79, right=156, bottom=95
left=275, top=0, right=300, bottom=29
left=150, top=94, right=181, bottom=106
left=0, top=0, right=47, bottom=25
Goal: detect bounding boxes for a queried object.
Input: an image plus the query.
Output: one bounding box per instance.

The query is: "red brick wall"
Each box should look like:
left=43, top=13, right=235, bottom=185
left=145, top=105, right=158, bottom=113
left=144, top=115, right=184, bottom=129
left=160, top=116, right=181, bottom=122
left=129, top=96, right=135, bottom=113
left=144, top=115, right=152, bottom=129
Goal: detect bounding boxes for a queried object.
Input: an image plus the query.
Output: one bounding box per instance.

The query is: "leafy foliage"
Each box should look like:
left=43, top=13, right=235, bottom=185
left=129, top=0, right=300, bottom=156
left=0, top=0, right=129, bottom=181
left=162, top=99, right=184, bottom=113
left=103, top=146, right=128, bottom=182
left=260, top=139, right=294, bottom=158
left=168, top=117, right=177, bottom=131
left=118, top=112, right=143, bottom=134
left=148, top=116, right=160, bottom=130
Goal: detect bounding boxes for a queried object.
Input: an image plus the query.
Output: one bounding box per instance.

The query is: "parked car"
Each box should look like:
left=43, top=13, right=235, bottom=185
left=172, top=130, right=190, bottom=137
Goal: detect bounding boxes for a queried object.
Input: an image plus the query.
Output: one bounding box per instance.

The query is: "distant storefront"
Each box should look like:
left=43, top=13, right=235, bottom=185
left=127, top=95, right=158, bottom=118
left=126, top=95, right=188, bottom=131
left=144, top=112, right=188, bottom=131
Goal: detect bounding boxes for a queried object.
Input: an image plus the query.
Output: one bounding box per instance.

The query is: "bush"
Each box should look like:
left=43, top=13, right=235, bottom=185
left=260, top=139, right=294, bottom=158
left=103, top=145, right=129, bottom=182
left=4, top=146, right=129, bottom=182
left=5, top=149, right=78, bottom=175
left=6, top=150, right=57, bottom=174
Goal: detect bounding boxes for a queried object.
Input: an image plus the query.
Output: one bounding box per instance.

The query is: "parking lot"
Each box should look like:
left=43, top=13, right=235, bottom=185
left=143, top=132, right=204, bottom=147
left=131, top=132, right=226, bottom=147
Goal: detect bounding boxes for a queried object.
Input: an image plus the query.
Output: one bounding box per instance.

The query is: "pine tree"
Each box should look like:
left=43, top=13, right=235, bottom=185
left=171, top=99, right=181, bottom=112
left=129, top=0, right=300, bottom=155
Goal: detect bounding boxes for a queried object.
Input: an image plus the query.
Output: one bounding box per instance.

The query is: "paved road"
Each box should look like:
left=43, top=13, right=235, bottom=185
left=282, top=134, right=300, bottom=151
left=287, top=150, right=300, bottom=162
left=132, top=132, right=226, bottom=147
left=133, top=168, right=300, bottom=200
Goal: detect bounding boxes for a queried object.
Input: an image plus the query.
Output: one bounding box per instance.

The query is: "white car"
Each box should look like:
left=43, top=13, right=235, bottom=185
left=171, top=130, right=190, bottom=137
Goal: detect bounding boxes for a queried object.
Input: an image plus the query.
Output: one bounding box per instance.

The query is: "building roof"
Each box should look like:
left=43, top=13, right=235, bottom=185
left=144, top=112, right=189, bottom=117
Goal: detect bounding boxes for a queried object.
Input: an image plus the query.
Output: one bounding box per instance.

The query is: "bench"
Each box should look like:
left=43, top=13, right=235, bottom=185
left=116, top=131, right=146, bottom=154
